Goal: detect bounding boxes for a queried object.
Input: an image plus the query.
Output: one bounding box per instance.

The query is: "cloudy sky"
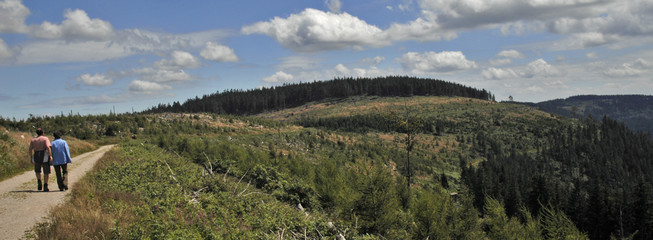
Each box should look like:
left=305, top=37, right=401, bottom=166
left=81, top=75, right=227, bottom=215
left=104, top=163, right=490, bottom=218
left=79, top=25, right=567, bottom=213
left=1, top=0, right=652, bottom=119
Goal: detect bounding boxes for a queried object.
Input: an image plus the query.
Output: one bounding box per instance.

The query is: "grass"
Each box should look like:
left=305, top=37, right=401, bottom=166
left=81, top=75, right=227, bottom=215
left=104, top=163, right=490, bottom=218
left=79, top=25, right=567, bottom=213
left=28, top=147, right=139, bottom=239
left=0, top=127, right=98, bottom=181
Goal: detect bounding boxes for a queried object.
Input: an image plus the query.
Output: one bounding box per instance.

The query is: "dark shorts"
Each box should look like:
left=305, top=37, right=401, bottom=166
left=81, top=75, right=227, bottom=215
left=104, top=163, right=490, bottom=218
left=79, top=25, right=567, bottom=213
left=34, top=161, right=51, bottom=174
left=33, top=150, right=51, bottom=174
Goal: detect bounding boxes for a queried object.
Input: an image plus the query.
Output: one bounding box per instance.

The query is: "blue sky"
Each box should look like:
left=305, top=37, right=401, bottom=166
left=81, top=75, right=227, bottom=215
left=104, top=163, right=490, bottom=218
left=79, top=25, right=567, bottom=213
left=1, top=0, right=652, bottom=119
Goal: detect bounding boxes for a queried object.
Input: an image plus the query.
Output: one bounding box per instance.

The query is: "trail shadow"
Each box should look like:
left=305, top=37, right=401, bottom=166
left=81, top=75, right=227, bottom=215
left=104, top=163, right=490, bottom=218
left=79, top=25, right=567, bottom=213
left=9, top=190, right=47, bottom=193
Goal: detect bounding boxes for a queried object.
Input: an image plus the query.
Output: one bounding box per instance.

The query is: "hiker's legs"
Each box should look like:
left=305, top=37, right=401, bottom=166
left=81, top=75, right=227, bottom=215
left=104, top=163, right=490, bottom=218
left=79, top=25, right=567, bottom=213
left=54, top=165, right=63, bottom=190
left=61, top=164, right=68, bottom=190
left=34, top=163, right=42, bottom=190
left=42, top=163, right=51, bottom=192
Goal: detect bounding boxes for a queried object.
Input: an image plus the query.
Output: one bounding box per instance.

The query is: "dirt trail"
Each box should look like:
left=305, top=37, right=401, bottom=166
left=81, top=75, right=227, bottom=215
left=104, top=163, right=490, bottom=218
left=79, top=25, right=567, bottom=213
left=0, top=145, right=115, bottom=240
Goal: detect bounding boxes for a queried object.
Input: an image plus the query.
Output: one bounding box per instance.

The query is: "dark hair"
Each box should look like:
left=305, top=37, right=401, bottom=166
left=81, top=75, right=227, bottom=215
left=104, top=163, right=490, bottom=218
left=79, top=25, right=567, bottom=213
left=36, top=128, right=43, bottom=136
left=53, top=130, right=62, bottom=139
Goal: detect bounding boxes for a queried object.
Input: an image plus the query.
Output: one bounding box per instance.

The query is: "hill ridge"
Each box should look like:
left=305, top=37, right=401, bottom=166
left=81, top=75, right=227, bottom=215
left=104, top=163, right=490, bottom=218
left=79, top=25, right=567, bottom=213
left=145, top=76, right=494, bottom=115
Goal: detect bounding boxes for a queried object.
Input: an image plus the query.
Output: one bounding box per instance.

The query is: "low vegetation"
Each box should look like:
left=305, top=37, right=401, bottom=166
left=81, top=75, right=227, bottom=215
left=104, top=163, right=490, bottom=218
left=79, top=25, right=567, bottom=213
left=4, top=78, right=650, bottom=239
left=0, top=126, right=96, bottom=181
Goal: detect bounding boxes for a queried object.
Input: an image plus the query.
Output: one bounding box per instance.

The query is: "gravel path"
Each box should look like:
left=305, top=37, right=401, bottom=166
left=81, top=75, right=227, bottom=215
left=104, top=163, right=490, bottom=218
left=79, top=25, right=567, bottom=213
left=0, top=145, right=115, bottom=240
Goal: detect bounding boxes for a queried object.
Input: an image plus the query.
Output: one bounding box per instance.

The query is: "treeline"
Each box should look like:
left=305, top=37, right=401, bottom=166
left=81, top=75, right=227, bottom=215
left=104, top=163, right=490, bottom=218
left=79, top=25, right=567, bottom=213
left=145, top=76, right=494, bottom=115
left=0, top=113, right=219, bottom=140
left=462, top=116, right=653, bottom=240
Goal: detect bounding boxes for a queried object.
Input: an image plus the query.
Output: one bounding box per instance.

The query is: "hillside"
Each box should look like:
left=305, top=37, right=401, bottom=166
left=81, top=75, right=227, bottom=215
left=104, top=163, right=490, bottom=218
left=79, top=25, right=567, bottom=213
left=0, top=126, right=97, bottom=181
left=6, top=96, right=590, bottom=239
left=145, top=76, right=494, bottom=115
left=4, top=79, right=653, bottom=239
left=528, top=95, right=653, bottom=134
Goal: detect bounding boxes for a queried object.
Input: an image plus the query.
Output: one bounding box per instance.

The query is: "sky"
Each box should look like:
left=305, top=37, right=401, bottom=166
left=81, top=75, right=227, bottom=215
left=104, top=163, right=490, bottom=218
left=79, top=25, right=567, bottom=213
left=1, top=0, right=652, bottom=119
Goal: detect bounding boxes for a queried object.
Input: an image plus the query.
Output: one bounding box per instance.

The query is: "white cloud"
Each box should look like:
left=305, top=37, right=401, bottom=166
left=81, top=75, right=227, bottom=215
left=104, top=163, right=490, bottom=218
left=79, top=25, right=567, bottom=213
left=490, top=58, right=513, bottom=66
left=397, top=51, right=477, bottom=73
left=16, top=29, right=227, bottom=65
left=276, top=56, right=321, bottom=71
left=481, top=59, right=564, bottom=80
left=362, top=56, right=385, bottom=65
left=0, top=38, right=13, bottom=59
left=200, top=42, right=239, bottom=62
left=561, top=32, right=620, bottom=49
left=16, top=40, right=129, bottom=65
left=482, top=67, right=518, bottom=80
left=128, top=80, right=172, bottom=93
left=325, top=0, right=342, bottom=13
left=419, top=0, right=610, bottom=30
left=132, top=68, right=193, bottom=83
left=156, top=51, right=201, bottom=69
left=242, top=8, right=386, bottom=52
left=603, top=58, right=653, bottom=77
left=263, top=71, right=295, bottom=83
left=496, top=50, right=525, bottom=58
left=413, top=0, right=653, bottom=49
left=334, top=63, right=350, bottom=75
left=0, top=0, right=29, bottom=33
left=31, top=9, right=114, bottom=40
left=586, top=52, right=598, bottom=59
left=385, top=17, right=456, bottom=42
left=76, top=73, right=113, bottom=86
left=522, top=59, right=565, bottom=78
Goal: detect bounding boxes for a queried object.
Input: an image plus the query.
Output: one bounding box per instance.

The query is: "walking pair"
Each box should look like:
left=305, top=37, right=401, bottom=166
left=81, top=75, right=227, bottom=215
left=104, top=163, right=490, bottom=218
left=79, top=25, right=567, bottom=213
left=28, top=128, right=72, bottom=192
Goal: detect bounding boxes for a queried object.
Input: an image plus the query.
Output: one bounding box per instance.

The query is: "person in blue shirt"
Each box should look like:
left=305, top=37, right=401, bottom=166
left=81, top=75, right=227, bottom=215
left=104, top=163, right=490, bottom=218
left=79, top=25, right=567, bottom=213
left=51, top=130, right=72, bottom=191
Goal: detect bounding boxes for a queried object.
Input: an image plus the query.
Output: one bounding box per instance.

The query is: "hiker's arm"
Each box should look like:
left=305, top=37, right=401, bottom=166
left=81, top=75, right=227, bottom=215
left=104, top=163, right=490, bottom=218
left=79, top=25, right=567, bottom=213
left=47, top=145, right=53, bottom=163
left=28, top=143, right=33, bottom=163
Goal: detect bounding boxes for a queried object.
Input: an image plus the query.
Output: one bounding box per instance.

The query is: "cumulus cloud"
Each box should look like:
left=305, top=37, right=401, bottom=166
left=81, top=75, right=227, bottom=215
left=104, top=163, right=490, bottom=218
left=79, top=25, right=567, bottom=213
left=385, top=17, right=456, bottom=42
left=334, top=63, right=350, bottom=75
left=586, top=52, right=598, bottom=59
left=128, top=80, right=172, bottom=93
left=482, top=67, right=518, bottom=80
left=419, top=0, right=609, bottom=30
left=489, top=58, right=513, bottom=66
left=0, top=0, right=29, bottom=33
left=482, top=59, right=564, bottom=79
left=200, top=42, right=239, bottom=62
left=325, top=0, right=342, bottom=13
left=413, top=0, right=653, bottom=49
left=4, top=1, right=231, bottom=66
left=156, top=51, right=202, bottom=69
left=522, top=59, right=565, bottom=78
left=560, top=32, right=620, bottom=49
left=497, top=50, right=525, bottom=58
left=603, top=58, right=653, bottom=77
left=76, top=73, right=113, bottom=86
left=242, top=8, right=386, bottom=52
left=31, top=9, right=114, bottom=40
left=132, top=68, right=193, bottom=83
left=362, top=56, right=385, bottom=65
left=16, top=29, right=227, bottom=65
left=0, top=38, right=13, bottom=59
left=263, top=71, right=295, bottom=83
left=243, top=0, right=649, bottom=52
left=397, top=51, right=477, bottom=73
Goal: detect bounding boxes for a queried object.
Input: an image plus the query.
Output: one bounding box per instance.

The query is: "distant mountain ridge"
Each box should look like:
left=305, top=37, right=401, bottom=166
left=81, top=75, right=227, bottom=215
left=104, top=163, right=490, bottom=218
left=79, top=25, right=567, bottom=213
left=530, top=95, right=653, bottom=134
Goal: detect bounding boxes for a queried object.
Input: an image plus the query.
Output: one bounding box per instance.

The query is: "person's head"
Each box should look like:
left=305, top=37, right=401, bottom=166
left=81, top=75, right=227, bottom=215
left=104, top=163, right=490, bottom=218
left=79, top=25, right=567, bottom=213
left=53, top=130, right=62, bottom=139
left=36, top=128, right=43, bottom=136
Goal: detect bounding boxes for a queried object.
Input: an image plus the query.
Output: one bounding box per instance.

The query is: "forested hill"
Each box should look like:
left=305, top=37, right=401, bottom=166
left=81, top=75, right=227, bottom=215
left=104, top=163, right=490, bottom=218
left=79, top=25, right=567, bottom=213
left=528, top=95, right=653, bottom=134
left=145, top=76, right=494, bottom=115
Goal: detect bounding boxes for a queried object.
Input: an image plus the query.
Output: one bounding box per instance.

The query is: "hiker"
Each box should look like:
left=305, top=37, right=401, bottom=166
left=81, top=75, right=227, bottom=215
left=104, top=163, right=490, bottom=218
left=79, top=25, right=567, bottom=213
left=51, top=130, right=72, bottom=191
left=29, top=128, right=52, bottom=192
